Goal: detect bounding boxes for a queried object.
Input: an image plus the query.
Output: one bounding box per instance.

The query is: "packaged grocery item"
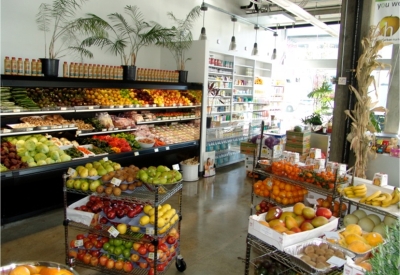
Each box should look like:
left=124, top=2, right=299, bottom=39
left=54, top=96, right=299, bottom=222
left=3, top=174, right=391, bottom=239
left=309, top=148, right=321, bottom=159
left=313, top=158, right=325, bottom=172
left=96, top=112, right=114, bottom=129
left=373, top=173, right=388, bottom=186
left=288, top=152, right=299, bottom=164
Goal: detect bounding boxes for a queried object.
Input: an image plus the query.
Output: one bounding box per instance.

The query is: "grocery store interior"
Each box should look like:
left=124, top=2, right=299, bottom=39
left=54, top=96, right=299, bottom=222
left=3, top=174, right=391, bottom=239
left=1, top=0, right=399, bottom=275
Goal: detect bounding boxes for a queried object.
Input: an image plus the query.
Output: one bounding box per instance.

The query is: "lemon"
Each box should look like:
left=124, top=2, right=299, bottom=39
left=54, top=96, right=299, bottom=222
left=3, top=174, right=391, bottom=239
left=161, top=203, right=172, bottom=211
left=143, top=205, right=153, bottom=214
left=139, top=215, right=150, bottom=226
left=149, top=215, right=155, bottom=225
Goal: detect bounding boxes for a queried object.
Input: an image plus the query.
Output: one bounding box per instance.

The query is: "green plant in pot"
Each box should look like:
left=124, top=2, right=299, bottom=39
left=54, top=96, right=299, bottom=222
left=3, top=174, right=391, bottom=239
left=79, top=5, right=172, bottom=81
left=307, top=80, right=334, bottom=115
left=36, top=0, right=94, bottom=77
left=160, top=6, right=201, bottom=83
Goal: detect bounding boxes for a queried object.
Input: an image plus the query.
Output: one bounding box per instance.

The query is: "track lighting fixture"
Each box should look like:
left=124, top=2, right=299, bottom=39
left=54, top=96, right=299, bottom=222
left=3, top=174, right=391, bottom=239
left=199, top=2, right=208, bottom=40
left=228, top=17, right=237, bottom=51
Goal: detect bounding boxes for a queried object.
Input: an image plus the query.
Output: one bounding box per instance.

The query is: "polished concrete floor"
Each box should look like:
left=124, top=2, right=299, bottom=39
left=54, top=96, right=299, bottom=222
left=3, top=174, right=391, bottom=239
left=1, top=162, right=256, bottom=275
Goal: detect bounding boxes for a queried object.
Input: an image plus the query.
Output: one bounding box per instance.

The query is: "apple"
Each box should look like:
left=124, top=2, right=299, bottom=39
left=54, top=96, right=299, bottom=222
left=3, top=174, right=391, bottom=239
left=100, top=217, right=108, bottom=224
left=84, top=241, right=94, bottom=250
left=166, top=236, right=176, bottom=244
left=83, top=253, right=92, bottom=265
left=148, top=244, right=155, bottom=252
left=148, top=268, right=155, bottom=275
left=157, top=263, right=166, bottom=272
left=90, top=249, right=100, bottom=257
left=90, top=256, right=99, bottom=266
left=139, top=262, right=148, bottom=269
left=138, top=245, right=147, bottom=255
left=116, top=209, right=125, bottom=219
left=159, top=243, right=168, bottom=252
left=99, top=237, right=109, bottom=244
left=107, top=209, right=116, bottom=219
left=133, top=242, right=142, bottom=251
left=114, top=260, right=124, bottom=270
left=99, top=255, right=108, bottom=266
left=106, top=259, right=115, bottom=269
left=76, top=234, right=85, bottom=240
left=68, top=250, right=78, bottom=259
left=130, top=254, right=140, bottom=262
left=316, top=207, right=332, bottom=219
left=123, top=261, right=133, bottom=272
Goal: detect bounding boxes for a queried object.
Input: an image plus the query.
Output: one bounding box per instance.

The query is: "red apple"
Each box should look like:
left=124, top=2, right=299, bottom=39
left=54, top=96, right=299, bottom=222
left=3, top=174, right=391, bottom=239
left=166, top=236, right=176, bottom=244
left=139, top=262, right=148, bottom=269
left=138, top=245, right=147, bottom=255
left=99, top=255, right=108, bottom=266
left=90, top=250, right=100, bottom=257
left=123, top=261, right=133, bottom=272
left=90, top=256, right=99, bottom=266
left=133, top=242, right=142, bottom=251
left=114, top=260, right=123, bottom=270
left=84, top=241, right=94, bottom=250
left=316, top=207, right=332, bottom=219
left=158, top=243, right=168, bottom=252
left=157, top=263, right=166, bottom=272
left=148, top=244, right=155, bottom=252
left=148, top=268, right=155, bottom=275
left=106, top=259, right=115, bottom=269
left=76, top=234, right=85, bottom=240
left=83, top=253, right=92, bottom=265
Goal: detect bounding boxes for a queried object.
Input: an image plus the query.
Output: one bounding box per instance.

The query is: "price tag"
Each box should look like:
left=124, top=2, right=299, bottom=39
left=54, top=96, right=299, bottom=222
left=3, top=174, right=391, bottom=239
left=306, top=198, right=318, bottom=205
left=103, top=157, right=108, bottom=162
left=60, top=107, right=67, bottom=111
left=134, top=152, right=139, bottom=156
left=327, top=256, right=346, bottom=267
left=172, top=164, right=180, bottom=171
left=166, top=146, right=170, bottom=150
left=102, top=129, right=107, bottom=132
left=154, top=148, right=159, bottom=152
left=88, top=106, right=94, bottom=110
left=148, top=252, right=154, bottom=260
left=73, top=239, right=83, bottom=247
left=266, top=179, right=273, bottom=188
left=324, top=231, right=340, bottom=240
left=76, top=131, right=82, bottom=135
left=126, top=126, right=131, bottom=129
left=111, top=177, right=122, bottom=186
left=13, top=109, right=21, bottom=113
left=108, top=226, right=119, bottom=237
left=67, top=168, right=76, bottom=176
left=146, top=227, right=154, bottom=235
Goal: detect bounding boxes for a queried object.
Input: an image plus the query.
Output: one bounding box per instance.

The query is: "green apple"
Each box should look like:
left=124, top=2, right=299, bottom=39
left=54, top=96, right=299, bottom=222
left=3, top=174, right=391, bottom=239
left=66, top=179, right=75, bottom=188
left=73, top=179, right=82, bottom=189
left=81, top=181, right=89, bottom=191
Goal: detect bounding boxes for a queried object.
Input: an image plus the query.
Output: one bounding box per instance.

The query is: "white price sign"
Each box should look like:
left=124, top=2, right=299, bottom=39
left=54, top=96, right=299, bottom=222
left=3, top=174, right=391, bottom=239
left=88, top=106, right=94, bottom=110
left=327, top=256, right=346, bottom=267
left=324, top=231, right=340, bottom=240
left=134, top=152, right=139, bottom=156
left=67, top=168, right=76, bottom=176
left=111, top=177, right=122, bottom=186
left=172, top=164, right=180, bottom=171
left=146, top=227, right=154, bottom=235
left=306, top=198, right=318, bottom=205
left=154, top=148, right=159, bottom=153
left=60, top=107, right=67, bottom=111
left=73, top=240, right=83, bottom=247
left=103, top=157, right=108, bottom=162
left=108, top=226, right=119, bottom=237
left=166, top=146, right=170, bottom=150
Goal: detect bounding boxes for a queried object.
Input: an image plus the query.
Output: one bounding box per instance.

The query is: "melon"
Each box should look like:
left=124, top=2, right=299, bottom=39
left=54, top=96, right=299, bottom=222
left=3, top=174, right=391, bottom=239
left=352, top=209, right=367, bottom=220
left=366, top=214, right=381, bottom=226
left=343, top=214, right=359, bottom=227
left=358, top=217, right=375, bottom=232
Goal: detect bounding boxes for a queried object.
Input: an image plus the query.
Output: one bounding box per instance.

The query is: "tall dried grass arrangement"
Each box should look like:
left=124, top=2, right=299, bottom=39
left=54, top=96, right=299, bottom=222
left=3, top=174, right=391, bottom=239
left=345, top=26, right=391, bottom=178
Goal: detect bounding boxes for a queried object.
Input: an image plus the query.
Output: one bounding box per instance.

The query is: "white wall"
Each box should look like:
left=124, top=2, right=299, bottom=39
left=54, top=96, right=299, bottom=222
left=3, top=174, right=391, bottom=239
left=0, top=0, right=277, bottom=73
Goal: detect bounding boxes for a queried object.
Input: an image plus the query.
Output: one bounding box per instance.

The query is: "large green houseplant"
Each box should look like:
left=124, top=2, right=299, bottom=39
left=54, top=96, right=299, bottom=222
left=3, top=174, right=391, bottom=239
left=161, top=6, right=201, bottom=82
left=79, top=5, right=172, bottom=80
left=36, top=0, right=93, bottom=77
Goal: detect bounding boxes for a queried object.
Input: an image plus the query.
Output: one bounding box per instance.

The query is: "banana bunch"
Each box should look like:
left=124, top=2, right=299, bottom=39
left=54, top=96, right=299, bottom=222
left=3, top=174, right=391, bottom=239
left=359, top=187, right=400, bottom=208
left=343, top=184, right=367, bottom=198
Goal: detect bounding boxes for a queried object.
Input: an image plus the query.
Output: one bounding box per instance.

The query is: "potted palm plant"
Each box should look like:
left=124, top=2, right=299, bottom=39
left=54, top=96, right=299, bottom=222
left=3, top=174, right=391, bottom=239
left=36, top=0, right=93, bottom=77
left=79, top=5, right=172, bottom=81
left=161, top=6, right=201, bottom=82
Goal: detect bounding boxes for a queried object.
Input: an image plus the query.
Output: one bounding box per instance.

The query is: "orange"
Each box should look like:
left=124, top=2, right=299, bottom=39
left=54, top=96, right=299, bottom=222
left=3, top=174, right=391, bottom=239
left=345, top=233, right=367, bottom=245
left=364, top=232, right=384, bottom=247
left=39, top=267, right=74, bottom=275
left=347, top=241, right=372, bottom=254
left=344, top=224, right=363, bottom=236
left=9, top=266, right=30, bottom=275
left=284, top=184, right=292, bottom=192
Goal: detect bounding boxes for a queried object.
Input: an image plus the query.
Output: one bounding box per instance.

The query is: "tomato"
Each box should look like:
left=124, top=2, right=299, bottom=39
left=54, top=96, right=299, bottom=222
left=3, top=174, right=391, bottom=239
left=76, top=234, right=85, bottom=240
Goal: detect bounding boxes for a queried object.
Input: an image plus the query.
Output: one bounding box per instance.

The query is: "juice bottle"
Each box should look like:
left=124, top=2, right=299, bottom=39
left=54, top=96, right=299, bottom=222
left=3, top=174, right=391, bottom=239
left=36, top=59, right=42, bottom=76
left=63, top=62, right=69, bottom=77
left=24, top=58, right=31, bottom=75
left=31, top=59, right=37, bottom=76
left=4, top=56, right=11, bottom=75
left=17, top=58, right=24, bottom=75
left=11, top=57, right=17, bottom=75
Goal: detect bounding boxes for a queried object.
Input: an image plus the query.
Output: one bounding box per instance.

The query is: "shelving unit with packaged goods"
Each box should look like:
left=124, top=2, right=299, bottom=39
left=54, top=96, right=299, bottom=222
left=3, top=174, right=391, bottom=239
left=62, top=171, right=186, bottom=274
left=0, top=75, right=203, bottom=225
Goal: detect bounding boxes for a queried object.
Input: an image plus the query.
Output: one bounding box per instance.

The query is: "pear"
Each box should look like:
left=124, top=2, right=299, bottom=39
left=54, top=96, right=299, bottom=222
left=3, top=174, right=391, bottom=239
left=88, top=168, right=98, bottom=177
left=79, top=168, right=89, bottom=178
left=85, top=163, right=93, bottom=169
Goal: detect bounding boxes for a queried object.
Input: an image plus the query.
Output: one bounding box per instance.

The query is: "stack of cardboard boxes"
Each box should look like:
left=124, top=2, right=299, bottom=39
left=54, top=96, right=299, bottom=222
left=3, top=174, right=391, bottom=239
left=285, top=130, right=311, bottom=162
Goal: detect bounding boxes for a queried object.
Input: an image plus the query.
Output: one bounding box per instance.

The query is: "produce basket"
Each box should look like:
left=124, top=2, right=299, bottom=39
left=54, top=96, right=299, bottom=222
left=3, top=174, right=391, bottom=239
left=283, top=238, right=355, bottom=274
left=0, top=261, right=80, bottom=275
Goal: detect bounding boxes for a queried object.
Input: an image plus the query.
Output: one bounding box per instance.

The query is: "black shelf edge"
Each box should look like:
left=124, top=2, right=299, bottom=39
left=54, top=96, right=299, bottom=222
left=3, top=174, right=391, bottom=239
left=0, top=75, right=203, bottom=90
left=0, top=140, right=199, bottom=178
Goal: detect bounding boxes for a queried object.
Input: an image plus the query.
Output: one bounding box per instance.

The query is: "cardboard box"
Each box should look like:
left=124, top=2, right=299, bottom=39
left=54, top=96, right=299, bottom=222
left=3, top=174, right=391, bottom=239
left=286, top=130, right=311, bottom=142
left=67, top=196, right=99, bottom=227
left=260, top=144, right=283, bottom=159
left=245, top=156, right=254, bottom=171
left=285, top=143, right=311, bottom=154
left=248, top=207, right=339, bottom=251
left=240, top=142, right=258, bottom=155
left=343, top=258, right=366, bottom=275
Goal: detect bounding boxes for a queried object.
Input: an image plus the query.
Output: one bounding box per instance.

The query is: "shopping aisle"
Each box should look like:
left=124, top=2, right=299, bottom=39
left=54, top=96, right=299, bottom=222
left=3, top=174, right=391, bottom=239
left=1, top=162, right=254, bottom=275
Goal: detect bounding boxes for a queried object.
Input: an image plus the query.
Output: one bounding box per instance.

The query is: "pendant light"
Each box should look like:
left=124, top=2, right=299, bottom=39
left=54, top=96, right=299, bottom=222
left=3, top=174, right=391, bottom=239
left=251, top=12, right=259, bottom=56
left=271, top=32, right=278, bottom=60
left=199, top=2, right=208, bottom=40
left=228, top=17, right=237, bottom=51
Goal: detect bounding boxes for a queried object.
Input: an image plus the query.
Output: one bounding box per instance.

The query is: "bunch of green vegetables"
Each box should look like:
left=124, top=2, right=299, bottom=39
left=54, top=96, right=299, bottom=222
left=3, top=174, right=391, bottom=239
left=78, top=138, right=114, bottom=153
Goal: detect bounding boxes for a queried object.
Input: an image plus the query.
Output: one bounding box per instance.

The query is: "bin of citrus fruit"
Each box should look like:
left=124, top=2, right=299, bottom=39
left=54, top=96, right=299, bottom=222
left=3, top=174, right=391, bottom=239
left=0, top=261, right=78, bottom=275
left=271, top=160, right=338, bottom=191
left=253, top=177, right=308, bottom=205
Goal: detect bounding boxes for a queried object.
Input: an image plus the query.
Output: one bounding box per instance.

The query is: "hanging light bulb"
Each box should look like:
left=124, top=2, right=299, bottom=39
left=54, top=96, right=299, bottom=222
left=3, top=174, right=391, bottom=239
left=199, top=2, right=208, bottom=40
left=271, top=32, right=278, bottom=60
left=251, top=12, right=259, bottom=56
left=229, top=17, right=237, bottom=51
left=251, top=25, right=259, bottom=56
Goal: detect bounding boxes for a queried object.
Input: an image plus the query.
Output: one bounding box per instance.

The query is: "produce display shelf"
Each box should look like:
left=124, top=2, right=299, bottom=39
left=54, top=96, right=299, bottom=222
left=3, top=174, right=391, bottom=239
left=0, top=109, right=76, bottom=116
left=341, top=196, right=400, bottom=219
left=73, top=258, right=174, bottom=275
left=208, top=71, right=232, bottom=76
left=246, top=234, right=343, bottom=275
left=208, top=65, right=233, bottom=70
left=254, top=169, right=339, bottom=198
left=253, top=195, right=296, bottom=209
left=0, top=127, right=78, bottom=137
left=136, top=117, right=200, bottom=125
left=0, top=75, right=203, bottom=90
left=74, top=105, right=201, bottom=113
left=66, top=183, right=182, bottom=206
left=76, top=128, right=137, bottom=136
left=234, top=74, right=253, bottom=78
left=0, top=141, right=199, bottom=179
